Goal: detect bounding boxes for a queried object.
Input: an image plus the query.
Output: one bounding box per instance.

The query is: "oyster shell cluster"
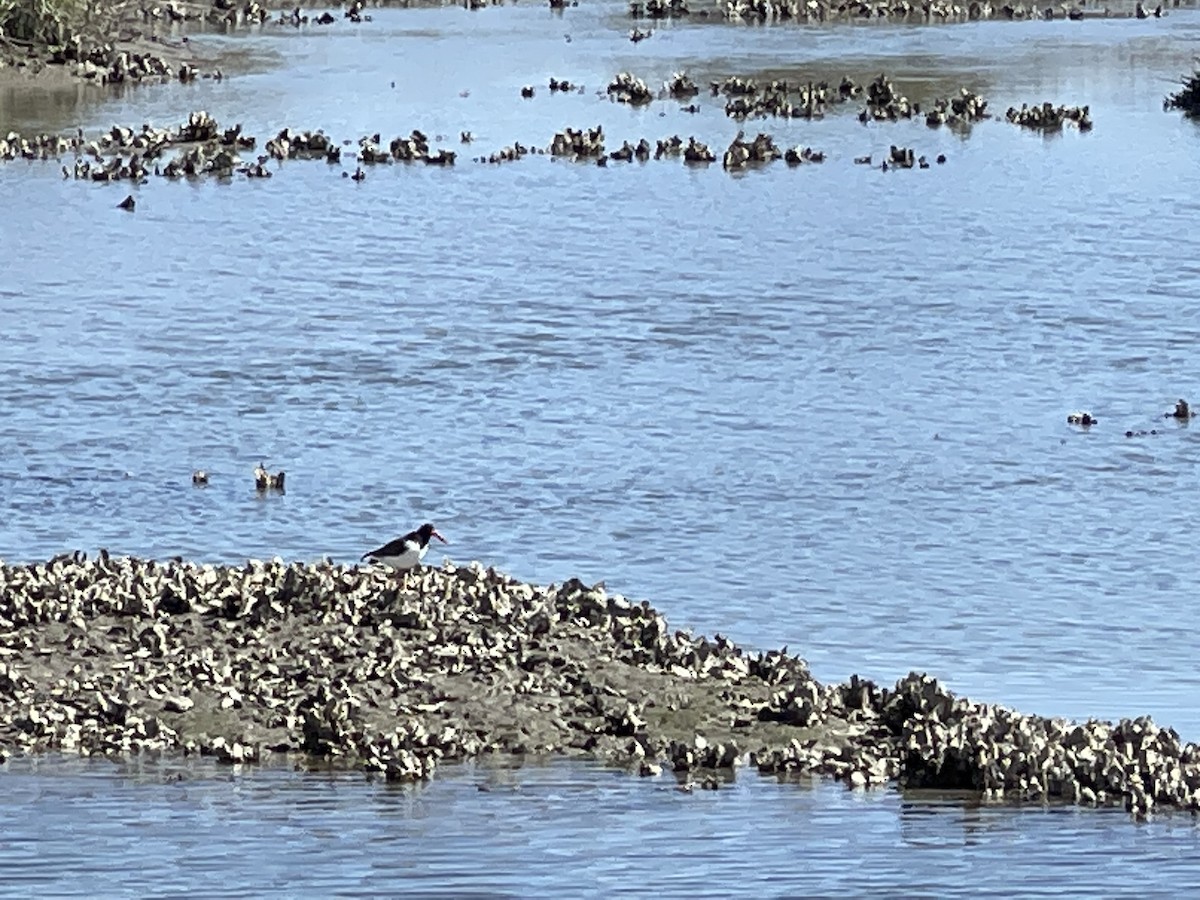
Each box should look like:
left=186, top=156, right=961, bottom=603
left=1006, top=102, right=1094, bottom=131
left=0, top=112, right=904, bottom=182
left=0, top=553, right=1195, bottom=817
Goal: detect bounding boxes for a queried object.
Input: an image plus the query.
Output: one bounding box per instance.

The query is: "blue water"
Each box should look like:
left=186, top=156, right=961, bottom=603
left=1, top=756, right=1198, bottom=897
left=2, top=3, right=1200, bottom=888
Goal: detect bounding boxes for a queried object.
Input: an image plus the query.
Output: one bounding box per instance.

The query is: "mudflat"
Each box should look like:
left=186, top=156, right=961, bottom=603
left=0, top=554, right=1196, bottom=819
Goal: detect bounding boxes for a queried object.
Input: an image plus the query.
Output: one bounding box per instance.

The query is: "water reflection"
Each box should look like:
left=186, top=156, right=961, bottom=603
left=0, top=80, right=99, bottom=134
left=1, top=757, right=1198, bottom=894
left=899, top=793, right=1011, bottom=849
left=0, top=33, right=279, bottom=133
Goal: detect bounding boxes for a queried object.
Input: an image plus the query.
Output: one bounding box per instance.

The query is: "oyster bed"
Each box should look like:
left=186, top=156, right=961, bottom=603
left=0, top=554, right=1193, bottom=819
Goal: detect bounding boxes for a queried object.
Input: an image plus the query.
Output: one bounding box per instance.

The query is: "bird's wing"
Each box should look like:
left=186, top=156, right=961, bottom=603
left=363, top=533, right=417, bottom=559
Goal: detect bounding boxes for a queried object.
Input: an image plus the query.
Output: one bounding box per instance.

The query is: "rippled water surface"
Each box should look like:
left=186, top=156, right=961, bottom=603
left=3, top=756, right=1200, bottom=897
left=3, top=1, right=1200, bottom=887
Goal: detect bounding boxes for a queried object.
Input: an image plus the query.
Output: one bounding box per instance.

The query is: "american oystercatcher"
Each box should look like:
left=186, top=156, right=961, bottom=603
left=361, top=523, right=448, bottom=571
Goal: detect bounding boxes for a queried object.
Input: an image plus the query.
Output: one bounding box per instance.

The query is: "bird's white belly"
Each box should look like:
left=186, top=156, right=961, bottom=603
left=374, top=544, right=426, bottom=571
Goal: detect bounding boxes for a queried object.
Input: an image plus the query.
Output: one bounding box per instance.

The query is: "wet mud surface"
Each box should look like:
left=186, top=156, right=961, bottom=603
left=1, top=555, right=1196, bottom=818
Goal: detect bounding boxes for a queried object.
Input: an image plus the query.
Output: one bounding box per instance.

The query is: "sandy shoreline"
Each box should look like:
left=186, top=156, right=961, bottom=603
left=0, top=553, right=1196, bottom=818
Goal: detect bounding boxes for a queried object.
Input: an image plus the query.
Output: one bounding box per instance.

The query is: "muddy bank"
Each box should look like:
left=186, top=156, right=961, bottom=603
left=0, top=554, right=1196, bottom=818
left=0, top=0, right=424, bottom=87
left=697, top=0, right=1178, bottom=25
left=0, top=0, right=227, bottom=87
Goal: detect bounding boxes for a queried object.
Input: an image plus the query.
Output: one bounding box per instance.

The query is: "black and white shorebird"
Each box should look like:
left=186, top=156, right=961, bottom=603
left=361, top=523, right=448, bottom=572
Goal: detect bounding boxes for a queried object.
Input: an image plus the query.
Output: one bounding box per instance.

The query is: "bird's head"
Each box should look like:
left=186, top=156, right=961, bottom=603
left=419, top=523, right=448, bottom=545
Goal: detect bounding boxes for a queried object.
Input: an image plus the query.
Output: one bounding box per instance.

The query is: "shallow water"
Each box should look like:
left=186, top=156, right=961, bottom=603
left=2, top=2, right=1200, bottom=885
left=2, top=756, right=1199, bottom=898
left=3, top=2, right=1200, bottom=728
